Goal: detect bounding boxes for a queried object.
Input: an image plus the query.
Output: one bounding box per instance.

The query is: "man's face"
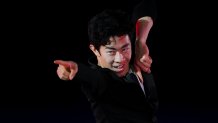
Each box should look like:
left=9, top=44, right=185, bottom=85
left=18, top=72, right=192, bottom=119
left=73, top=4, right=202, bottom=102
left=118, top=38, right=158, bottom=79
left=97, top=35, right=132, bottom=77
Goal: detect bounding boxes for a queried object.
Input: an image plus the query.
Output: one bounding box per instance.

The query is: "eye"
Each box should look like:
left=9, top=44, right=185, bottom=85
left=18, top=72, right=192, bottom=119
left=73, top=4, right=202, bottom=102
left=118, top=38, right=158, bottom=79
left=122, top=47, right=129, bottom=52
left=107, top=51, right=116, bottom=55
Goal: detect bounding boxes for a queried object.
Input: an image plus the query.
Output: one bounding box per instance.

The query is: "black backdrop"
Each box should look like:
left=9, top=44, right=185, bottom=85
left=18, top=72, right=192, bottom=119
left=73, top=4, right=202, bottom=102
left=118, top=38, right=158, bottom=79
left=1, top=0, right=218, bottom=122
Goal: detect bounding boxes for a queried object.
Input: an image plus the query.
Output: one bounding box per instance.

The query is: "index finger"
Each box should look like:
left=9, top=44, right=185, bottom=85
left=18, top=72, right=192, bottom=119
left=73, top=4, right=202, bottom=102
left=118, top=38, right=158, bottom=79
left=54, top=60, right=70, bottom=67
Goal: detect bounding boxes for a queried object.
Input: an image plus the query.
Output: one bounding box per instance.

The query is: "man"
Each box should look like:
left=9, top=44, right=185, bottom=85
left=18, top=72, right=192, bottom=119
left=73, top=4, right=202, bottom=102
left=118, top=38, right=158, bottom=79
left=54, top=9, right=158, bottom=123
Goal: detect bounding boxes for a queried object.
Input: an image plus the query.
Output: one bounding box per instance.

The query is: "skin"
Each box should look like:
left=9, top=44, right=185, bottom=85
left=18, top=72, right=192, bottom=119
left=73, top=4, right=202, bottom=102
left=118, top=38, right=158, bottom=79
left=134, top=16, right=153, bottom=74
left=90, top=35, right=132, bottom=77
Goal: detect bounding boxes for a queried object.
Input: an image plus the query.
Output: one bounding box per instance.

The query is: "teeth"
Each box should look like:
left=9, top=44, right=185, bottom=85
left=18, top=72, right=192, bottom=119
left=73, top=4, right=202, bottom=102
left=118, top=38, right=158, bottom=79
left=114, top=65, right=123, bottom=69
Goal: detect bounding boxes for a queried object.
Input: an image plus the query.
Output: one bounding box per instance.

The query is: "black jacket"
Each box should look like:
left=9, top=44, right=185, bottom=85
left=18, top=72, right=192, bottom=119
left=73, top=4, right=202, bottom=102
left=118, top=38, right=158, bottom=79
left=75, top=58, right=158, bottom=123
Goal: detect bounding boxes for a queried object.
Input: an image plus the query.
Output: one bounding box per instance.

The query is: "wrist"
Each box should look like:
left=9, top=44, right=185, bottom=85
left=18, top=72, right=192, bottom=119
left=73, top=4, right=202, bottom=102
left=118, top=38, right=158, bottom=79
left=135, top=39, right=146, bottom=45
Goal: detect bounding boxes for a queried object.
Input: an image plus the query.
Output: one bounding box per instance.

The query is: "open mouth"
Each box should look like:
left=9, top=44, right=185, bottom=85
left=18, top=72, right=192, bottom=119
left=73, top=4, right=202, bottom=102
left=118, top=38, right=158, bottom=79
left=113, top=65, right=124, bottom=72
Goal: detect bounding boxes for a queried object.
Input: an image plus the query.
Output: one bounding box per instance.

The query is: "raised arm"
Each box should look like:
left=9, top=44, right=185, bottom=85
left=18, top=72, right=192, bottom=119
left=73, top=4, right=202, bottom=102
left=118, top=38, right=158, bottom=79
left=134, top=17, right=153, bottom=74
left=133, top=0, right=157, bottom=74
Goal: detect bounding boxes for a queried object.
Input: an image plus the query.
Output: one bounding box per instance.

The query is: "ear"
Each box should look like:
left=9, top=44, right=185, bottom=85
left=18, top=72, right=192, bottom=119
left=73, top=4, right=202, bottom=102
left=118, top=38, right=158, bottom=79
left=89, top=44, right=101, bottom=57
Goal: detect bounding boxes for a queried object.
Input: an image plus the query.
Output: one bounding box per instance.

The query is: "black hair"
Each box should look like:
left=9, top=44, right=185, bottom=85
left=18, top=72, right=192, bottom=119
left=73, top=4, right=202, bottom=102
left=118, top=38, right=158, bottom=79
left=88, top=9, right=133, bottom=50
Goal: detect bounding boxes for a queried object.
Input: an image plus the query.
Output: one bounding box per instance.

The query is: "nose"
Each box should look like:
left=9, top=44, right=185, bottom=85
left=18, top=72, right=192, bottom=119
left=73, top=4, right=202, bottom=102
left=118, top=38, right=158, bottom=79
left=114, top=52, right=124, bottom=63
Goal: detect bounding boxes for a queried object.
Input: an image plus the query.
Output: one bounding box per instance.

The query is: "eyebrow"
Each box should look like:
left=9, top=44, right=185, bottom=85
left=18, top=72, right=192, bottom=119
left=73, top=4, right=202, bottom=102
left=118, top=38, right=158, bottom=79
left=105, top=43, right=130, bottom=50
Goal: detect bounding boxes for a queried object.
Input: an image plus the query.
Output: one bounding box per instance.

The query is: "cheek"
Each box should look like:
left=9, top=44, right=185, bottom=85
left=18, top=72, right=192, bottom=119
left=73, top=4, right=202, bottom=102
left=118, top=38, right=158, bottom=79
left=124, top=52, right=132, bottom=61
left=102, top=54, right=114, bottom=65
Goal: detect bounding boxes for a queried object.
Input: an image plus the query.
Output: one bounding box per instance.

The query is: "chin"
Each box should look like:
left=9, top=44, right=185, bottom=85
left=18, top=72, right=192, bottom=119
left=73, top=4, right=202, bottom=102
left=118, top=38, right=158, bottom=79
left=116, top=73, right=124, bottom=77
left=116, top=70, right=128, bottom=77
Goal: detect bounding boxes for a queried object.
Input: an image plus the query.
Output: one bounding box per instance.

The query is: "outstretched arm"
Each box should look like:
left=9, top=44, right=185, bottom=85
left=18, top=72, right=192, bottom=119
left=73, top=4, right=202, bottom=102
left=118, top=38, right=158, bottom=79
left=54, top=60, right=107, bottom=98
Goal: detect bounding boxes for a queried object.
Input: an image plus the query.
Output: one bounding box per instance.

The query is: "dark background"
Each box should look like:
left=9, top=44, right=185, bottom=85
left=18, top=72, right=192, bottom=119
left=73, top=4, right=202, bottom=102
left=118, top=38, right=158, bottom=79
left=1, top=0, right=218, bottom=122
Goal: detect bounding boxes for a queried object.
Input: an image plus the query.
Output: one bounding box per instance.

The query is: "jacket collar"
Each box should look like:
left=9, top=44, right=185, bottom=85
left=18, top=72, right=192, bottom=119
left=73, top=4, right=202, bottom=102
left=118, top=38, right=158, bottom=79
left=88, top=56, right=101, bottom=69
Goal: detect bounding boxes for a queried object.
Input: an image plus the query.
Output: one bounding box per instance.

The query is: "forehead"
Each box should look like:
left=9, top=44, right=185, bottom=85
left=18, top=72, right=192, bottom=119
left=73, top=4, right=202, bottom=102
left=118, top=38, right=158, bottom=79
left=106, top=35, right=131, bottom=46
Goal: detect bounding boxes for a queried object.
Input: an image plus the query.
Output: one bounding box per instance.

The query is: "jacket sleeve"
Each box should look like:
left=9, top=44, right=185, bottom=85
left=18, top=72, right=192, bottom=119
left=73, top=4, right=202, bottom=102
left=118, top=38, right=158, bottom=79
left=74, top=63, right=108, bottom=100
left=142, top=72, right=159, bottom=122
